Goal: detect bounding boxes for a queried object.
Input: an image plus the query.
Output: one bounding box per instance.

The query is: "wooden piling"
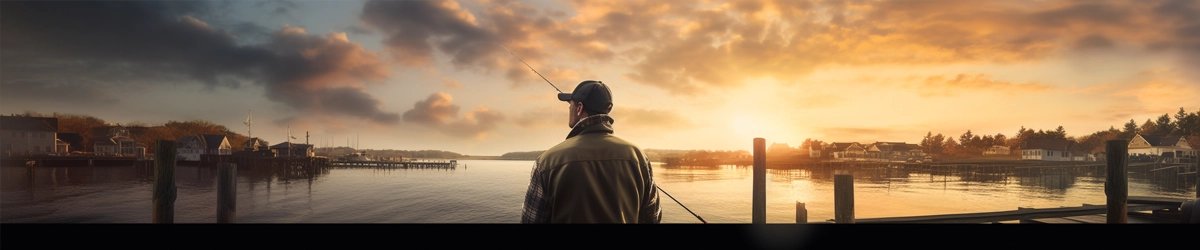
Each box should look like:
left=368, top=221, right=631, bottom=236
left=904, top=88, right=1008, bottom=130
left=1105, top=140, right=1128, bottom=224
left=153, top=140, right=177, bottom=224
left=218, top=163, right=237, bottom=223
left=796, top=202, right=807, bottom=224
left=753, top=138, right=766, bottom=224
left=835, top=173, right=854, bottom=224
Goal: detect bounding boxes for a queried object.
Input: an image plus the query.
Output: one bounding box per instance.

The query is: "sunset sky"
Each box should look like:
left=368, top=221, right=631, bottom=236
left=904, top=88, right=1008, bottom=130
left=3, top=0, right=1198, bottom=156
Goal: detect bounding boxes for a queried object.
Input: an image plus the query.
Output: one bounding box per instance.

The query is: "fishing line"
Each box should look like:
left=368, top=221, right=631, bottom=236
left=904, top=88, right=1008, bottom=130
left=658, top=186, right=707, bottom=224
left=497, top=43, right=562, bottom=93
left=498, top=43, right=707, bottom=224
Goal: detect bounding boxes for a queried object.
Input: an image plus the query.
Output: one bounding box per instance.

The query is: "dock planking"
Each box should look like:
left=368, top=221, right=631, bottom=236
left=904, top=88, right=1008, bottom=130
left=851, top=196, right=1191, bottom=224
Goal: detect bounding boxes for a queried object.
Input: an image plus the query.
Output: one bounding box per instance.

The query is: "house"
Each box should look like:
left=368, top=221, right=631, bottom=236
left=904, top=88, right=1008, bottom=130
left=864, top=142, right=925, bottom=161
left=809, top=143, right=823, bottom=158
left=1021, top=138, right=1076, bottom=161
left=1, top=115, right=59, bottom=155
left=983, top=145, right=1011, bottom=155
left=1128, top=134, right=1196, bottom=158
left=270, top=142, right=314, bottom=157
left=176, top=134, right=232, bottom=161
left=242, top=137, right=270, bottom=151
left=829, top=142, right=866, bottom=159
left=92, top=126, right=146, bottom=157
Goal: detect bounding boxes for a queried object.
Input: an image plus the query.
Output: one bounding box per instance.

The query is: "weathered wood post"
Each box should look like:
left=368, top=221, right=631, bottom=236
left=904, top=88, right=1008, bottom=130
left=753, top=137, right=766, bottom=224
left=153, top=140, right=177, bottom=224
left=796, top=202, right=807, bottom=224
left=1105, top=140, right=1128, bottom=224
left=835, top=173, right=854, bottom=224
left=218, top=163, right=237, bottom=223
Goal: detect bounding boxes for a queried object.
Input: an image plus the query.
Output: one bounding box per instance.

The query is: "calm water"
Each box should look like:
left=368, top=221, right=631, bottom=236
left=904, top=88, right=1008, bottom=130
left=1, top=160, right=1195, bottom=223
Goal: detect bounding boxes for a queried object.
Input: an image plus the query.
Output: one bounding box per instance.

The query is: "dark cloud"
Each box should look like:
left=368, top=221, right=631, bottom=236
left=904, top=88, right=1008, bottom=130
left=1074, top=34, right=1114, bottom=50
left=359, top=0, right=610, bottom=87
left=360, top=0, right=499, bottom=68
left=0, top=1, right=401, bottom=125
left=402, top=92, right=506, bottom=139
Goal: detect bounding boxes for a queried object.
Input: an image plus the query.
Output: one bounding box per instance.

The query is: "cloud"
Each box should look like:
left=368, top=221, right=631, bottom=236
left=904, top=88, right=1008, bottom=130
left=402, top=92, right=507, bottom=139
left=360, top=0, right=497, bottom=68
left=904, top=74, right=1055, bottom=97
left=442, top=77, right=464, bottom=89
left=612, top=107, right=695, bottom=129
left=515, top=108, right=561, bottom=129
left=610, top=0, right=1200, bottom=94
left=359, top=0, right=607, bottom=87
left=403, top=92, right=461, bottom=126
left=443, top=106, right=507, bottom=139
left=0, top=1, right=401, bottom=125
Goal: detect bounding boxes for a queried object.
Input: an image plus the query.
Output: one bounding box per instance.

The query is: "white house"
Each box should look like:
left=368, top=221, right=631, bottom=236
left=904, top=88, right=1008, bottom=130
left=1128, top=134, right=1196, bottom=158
left=829, top=142, right=867, bottom=159
left=1021, top=138, right=1075, bottom=161
left=177, top=134, right=232, bottom=161
left=0, top=115, right=58, bottom=155
left=92, top=126, right=145, bottom=157
left=865, top=142, right=925, bottom=161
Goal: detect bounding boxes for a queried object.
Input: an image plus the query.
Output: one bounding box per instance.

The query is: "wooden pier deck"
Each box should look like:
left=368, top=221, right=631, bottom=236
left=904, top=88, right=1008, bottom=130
left=330, top=160, right=457, bottom=169
left=848, top=196, right=1192, bottom=224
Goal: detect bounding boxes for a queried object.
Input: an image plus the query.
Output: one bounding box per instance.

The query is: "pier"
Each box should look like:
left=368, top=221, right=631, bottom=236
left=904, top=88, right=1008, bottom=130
left=748, top=138, right=1200, bottom=224
left=330, top=159, right=457, bottom=169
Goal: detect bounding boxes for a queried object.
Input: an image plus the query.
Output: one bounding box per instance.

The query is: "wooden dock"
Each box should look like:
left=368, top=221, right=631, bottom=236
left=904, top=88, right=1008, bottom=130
left=330, top=160, right=457, bottom=169
left=849, top=196, right=1191, bottom=224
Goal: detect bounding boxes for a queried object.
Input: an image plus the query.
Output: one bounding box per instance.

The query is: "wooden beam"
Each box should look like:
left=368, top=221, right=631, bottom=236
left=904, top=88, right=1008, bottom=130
left=854, top=204, right=1176, bottom=224
left=753, top=138, right=766, bottom=224
left=153, top=140, right=177, bottom=224
left=1106, top=140, right=1129, bottom=224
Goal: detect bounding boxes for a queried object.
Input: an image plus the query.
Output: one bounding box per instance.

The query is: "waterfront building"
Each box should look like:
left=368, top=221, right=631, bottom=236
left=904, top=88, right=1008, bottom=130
left=177, top=134, right=232, bottom=161
left=0, top=115, right=58, bottom=155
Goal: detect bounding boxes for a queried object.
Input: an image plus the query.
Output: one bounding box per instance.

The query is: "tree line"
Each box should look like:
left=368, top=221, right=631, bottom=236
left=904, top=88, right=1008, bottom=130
left=26, top=111, right=249, bottom=152
left=796, top=107, right=1200, bottom=159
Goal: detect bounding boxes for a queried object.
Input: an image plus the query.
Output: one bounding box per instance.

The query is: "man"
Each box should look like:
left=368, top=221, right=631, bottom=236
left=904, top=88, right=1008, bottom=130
left=521, top=80, right=662, bottom=224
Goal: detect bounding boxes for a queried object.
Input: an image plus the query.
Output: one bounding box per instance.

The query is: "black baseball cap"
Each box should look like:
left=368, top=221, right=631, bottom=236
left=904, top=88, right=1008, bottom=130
left=557, top=80, right=612, bottom=114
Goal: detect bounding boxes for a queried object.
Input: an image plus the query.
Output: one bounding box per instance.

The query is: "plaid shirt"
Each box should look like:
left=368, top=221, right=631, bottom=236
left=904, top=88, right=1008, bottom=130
left=521, top=115, right=661, bottom=223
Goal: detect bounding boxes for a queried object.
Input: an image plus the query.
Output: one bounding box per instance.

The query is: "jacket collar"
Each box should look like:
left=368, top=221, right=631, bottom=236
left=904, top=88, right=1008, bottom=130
left=566, top=114, right=615, bottom=139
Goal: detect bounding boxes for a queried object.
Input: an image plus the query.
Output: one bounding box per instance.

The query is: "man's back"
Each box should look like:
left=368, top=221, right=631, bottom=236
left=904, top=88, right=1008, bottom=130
left=521, top=119, right=661, bottom=223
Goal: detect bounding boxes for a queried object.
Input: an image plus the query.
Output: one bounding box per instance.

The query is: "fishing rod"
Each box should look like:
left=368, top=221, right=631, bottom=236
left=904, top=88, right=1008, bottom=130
left=498, top=43, right=707, bottom=224
left=497, top=43, right=562, bottom=93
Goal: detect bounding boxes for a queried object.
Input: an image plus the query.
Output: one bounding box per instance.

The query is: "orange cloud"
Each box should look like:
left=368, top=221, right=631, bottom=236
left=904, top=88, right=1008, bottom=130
left=905, top=74, right=1054, bottom=97
left=402, top=92, right=507, bottom=139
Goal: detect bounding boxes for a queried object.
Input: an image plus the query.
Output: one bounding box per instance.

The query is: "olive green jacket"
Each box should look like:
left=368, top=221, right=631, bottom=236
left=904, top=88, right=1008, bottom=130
left=521, top=115, right=662, bottom=223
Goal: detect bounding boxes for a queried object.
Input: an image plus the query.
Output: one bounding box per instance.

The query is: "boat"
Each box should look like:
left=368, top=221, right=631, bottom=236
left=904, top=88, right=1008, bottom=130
left=338, top=152, right=373, bottom=162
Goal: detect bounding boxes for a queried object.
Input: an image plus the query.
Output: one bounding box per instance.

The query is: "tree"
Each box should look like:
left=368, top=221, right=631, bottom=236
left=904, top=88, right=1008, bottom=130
left=1173, top=107, right=1199, bottom=137
left=942, top=137, right=961, bottom=157
left=55, top=114, right=108, bottom=152
left=994, top=133, right=1007, bottom=146
left=1139, top=119, right=1157, bottom=136
left=1053, top=126, right=1067, bottom=139
left=1151, top=113, right=1175, bottom=136
left=1120, top=119, right=1138, bottom=140
left=930, top=133, right=945, bottom=155
left=959, top=130, right=974, bottom=147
